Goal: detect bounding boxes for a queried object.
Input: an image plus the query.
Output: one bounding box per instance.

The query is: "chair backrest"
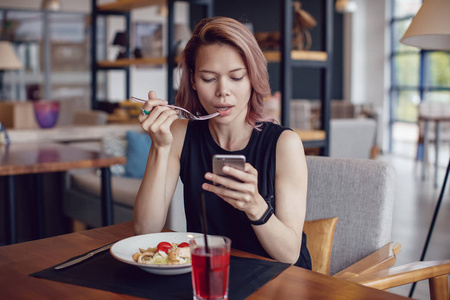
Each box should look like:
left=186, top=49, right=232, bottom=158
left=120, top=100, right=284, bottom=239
left=305, top=156, right=396, bottom=275
left=418, top=101, right=450, bottom=141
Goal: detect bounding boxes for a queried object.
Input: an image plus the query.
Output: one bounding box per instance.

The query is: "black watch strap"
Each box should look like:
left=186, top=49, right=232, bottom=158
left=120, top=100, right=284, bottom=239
left=249, top=202, right=274, bottom=225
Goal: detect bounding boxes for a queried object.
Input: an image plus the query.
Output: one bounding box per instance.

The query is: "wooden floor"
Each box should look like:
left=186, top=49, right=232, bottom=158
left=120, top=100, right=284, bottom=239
left=378, top=135, right=450, bottom=299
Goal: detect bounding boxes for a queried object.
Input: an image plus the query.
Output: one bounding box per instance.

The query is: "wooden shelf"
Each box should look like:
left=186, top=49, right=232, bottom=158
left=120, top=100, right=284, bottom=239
left=293, top=129, right=326, bottom=142
left=97, top=0, right=165, bottom=11
left=97, top=57, right=167, bottom=67
left=264, top=50, right=328, bottom=63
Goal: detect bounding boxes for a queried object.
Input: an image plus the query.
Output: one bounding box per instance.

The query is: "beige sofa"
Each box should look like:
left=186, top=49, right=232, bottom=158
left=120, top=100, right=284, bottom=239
left=64, top=171, right=186, bottom=231
left=63, top=133, right=187, bottom=232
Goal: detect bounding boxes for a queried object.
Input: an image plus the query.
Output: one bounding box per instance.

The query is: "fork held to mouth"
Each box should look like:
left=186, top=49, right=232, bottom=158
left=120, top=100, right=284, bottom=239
left=130, top=96, right=219, bottom=121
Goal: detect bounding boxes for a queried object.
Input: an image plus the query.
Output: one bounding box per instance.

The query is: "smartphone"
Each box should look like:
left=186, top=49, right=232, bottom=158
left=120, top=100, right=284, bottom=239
left=212, top=154, right=246, bottom=185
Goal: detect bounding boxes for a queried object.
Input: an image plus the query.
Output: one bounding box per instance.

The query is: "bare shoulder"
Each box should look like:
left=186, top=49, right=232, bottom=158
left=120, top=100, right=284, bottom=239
left=277, top=129, right=304, bottom=154
left=276, top=129, right=306, bottom=171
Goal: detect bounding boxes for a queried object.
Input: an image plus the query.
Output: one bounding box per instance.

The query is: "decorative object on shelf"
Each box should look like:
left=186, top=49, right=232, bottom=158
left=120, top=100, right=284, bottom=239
left=400, top=0, right=450, bottom=51
left=399, top=0, right=450, bottom=297
left=41, top=0, right=61, bottom=11
left=33, top=100, right=60, bottom=129
left=292, top=1, right=317, bottom=50
left=175, top=23, right=192, bottom=55
left=255, top=2, right=317, bottom=52
left=0, top=41, right=23, bottom=99
left=335, top=0, right=357, bottom=13
left=254, top=32, right=281, bottom=51
left=112, top=32, right=129, bottom=59
left=134, top=22, right=163, bottom=59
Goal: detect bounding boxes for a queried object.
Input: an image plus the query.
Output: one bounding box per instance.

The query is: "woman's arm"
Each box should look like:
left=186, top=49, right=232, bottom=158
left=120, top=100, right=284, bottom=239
left=133, top=91, right=187, bottom=235
left=202, top=130, right=307, bottom=264
left=252, top=130, right=307, bottom=263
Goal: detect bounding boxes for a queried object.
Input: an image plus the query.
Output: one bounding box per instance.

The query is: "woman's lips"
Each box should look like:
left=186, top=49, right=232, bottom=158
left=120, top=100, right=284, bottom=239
left=215, top=106, right=233, bottom=116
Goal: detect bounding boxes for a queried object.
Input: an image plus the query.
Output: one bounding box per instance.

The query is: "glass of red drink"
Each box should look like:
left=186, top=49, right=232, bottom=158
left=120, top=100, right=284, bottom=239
left=189, top=235, right=231, bottom=300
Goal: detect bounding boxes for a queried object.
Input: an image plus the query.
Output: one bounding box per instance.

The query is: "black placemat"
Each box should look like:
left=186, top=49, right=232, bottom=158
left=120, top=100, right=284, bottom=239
left=31, top=249, right=290, bottom=300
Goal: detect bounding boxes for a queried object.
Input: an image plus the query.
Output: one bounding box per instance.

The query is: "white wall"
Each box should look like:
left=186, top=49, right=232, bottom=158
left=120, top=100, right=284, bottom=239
left=343, top=0, right=391, bottom=152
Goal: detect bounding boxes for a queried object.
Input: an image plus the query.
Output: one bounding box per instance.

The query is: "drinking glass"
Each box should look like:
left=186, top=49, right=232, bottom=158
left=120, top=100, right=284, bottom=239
left=189, top=235, right=231, bottom=300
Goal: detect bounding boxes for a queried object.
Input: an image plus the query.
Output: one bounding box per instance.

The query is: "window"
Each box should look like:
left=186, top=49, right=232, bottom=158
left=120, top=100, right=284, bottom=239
left=390, top=0, right=450, bottom=121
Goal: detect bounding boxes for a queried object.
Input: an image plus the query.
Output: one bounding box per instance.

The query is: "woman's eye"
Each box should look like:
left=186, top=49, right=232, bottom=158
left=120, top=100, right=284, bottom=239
left=202, top=78, right=215, bottom=83
left=231, top=77, right=244, bottom=81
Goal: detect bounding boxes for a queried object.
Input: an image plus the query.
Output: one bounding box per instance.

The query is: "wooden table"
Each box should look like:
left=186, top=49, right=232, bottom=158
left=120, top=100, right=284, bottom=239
left=0, top=221, right=409, bottom=300
left=0, top=142, right=126, bottom=244
left=419, top=115, right=450, bottom=187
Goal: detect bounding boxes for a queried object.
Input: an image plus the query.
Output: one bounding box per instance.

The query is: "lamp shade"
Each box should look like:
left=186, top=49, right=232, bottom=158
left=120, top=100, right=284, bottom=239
left=112, top=32, right=129, bottom=47
left=400, top=0, right=450, bottom=50
left=0, top=41, right=23, bottom=70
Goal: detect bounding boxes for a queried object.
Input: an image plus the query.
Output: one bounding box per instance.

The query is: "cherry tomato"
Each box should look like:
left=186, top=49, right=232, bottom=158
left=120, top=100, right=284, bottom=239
left=178, top=242, right=189, bottom=248
left=157, top=241, right=172, bottom=253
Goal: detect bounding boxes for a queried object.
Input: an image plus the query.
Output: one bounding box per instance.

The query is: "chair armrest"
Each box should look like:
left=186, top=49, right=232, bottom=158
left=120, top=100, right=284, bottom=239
left=346, top=259, right=450, bottom=291
left=334, top=242, right=401, bottom=280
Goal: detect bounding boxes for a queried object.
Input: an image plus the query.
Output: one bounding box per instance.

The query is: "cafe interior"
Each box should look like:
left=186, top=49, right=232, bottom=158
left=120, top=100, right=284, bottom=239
left=0, top=0, right=449, bottom=299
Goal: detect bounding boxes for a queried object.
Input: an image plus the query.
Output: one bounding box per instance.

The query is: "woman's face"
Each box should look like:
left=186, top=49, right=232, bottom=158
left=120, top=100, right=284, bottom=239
left=192, top=43, right=252, bottom=125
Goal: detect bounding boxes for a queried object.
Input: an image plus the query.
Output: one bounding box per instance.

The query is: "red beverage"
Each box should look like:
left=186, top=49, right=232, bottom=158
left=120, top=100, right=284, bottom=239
left=191, top=246, right=230, bottom=300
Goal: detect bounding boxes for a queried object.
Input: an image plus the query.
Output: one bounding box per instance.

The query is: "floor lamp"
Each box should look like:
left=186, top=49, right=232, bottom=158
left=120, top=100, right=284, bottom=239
left=399, top=0, right=450, bottom=297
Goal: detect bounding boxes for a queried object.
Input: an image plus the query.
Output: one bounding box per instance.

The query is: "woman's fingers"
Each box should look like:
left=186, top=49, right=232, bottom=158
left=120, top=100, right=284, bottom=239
left=221, top=163, right=256, bottom=185
left=146, top=109, right=179, bottom=132
left=148, top=90, right=157, bottom=100
left=202, top=162, right=261, bottom=211
left=137, top=90, right=180, bottom=147
left=202, top=181, right=246, bottom=207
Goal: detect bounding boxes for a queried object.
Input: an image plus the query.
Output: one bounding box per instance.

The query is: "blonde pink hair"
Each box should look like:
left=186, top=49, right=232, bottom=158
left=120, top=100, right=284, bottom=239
left=175, top=17, right=273, bottom=128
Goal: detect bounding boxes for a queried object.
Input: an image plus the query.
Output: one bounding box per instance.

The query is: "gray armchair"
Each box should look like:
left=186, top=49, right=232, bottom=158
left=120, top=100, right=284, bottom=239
left=304, top=156, right=450, bottom=300
left=305, top=156, right=395, bottom=275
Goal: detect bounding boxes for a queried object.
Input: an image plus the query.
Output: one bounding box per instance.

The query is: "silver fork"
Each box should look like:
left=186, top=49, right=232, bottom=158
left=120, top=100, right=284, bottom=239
left=130, top=96, right=219, bottom=121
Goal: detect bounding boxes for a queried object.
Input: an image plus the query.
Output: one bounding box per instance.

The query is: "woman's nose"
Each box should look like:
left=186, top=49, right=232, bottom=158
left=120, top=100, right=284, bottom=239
left=216, top=78, right=230, bottom=97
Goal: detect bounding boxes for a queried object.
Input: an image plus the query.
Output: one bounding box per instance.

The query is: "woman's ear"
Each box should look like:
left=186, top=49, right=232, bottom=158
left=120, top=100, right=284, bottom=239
left=190, top=71, right=197, bottom=90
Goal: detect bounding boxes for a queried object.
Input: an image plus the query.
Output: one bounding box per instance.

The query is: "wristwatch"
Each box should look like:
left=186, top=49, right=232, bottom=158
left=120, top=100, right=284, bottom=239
left=249, top=202, right=274, bottom=225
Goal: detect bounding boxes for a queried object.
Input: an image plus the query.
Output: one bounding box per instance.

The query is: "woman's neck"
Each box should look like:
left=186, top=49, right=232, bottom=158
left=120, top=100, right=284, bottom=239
left=208, top=121, right=253, bottom=152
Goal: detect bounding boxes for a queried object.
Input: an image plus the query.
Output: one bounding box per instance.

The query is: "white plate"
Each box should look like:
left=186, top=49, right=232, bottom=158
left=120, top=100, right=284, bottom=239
left=110, top=232, right=200, bottom=275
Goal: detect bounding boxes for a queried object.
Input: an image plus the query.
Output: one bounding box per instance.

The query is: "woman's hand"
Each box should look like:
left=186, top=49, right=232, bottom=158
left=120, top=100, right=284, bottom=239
left=138, top=90, right=180, bottom=148
left=202, top=163, right=268, bottom=221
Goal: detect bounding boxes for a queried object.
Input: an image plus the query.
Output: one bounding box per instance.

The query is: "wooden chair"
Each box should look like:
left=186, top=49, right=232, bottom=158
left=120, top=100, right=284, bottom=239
left=416, top=101, right=450, bottom=162
left=304, top=156, right=450, bottom=300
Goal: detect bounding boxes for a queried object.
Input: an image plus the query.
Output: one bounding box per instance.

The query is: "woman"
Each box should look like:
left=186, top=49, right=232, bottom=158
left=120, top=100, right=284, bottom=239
left=134, top=17, right=311, bottom=269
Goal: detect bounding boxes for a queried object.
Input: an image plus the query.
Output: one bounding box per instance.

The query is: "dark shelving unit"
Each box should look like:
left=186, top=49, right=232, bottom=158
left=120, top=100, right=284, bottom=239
left=280, top=0, right=333, bottom=155
left=90, top=0, right=214, bottom=109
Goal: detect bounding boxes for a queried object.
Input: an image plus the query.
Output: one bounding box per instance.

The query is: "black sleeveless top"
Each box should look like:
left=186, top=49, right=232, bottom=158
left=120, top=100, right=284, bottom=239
left=180, top=121, right=312, bottom=269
